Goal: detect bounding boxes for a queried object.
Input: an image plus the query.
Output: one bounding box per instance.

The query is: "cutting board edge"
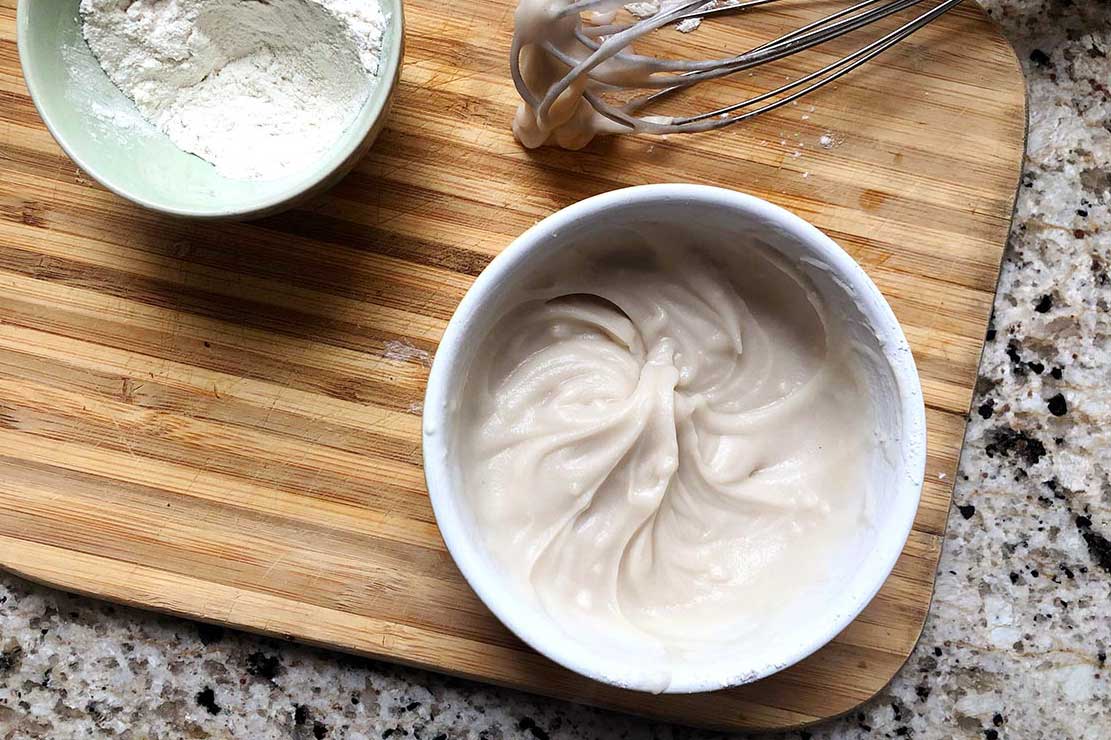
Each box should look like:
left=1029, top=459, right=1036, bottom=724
left=0, top=537, right=820, bottom=730
left=792, top=29, right=1032, bottom=732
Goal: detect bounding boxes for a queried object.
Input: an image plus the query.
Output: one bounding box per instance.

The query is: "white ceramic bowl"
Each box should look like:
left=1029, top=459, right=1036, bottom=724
left=423, top=184, right=926, bottom=693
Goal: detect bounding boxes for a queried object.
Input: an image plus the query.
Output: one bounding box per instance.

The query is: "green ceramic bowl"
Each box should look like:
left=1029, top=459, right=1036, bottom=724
left=16, top=0, right=404, bottom=220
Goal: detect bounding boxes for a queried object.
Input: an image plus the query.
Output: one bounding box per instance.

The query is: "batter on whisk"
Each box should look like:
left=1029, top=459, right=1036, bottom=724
left=511, top=0, right=640, bottom=149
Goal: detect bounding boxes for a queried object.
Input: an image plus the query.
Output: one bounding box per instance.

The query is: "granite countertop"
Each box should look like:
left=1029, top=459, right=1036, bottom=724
left=2, top=1, right=1110, bottom=738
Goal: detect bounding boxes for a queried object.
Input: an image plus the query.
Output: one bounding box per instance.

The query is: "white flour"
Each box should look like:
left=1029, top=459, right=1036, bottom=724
left=80, top=0, right=387, bottom=181
left=625, top=0, right=740, bottom=32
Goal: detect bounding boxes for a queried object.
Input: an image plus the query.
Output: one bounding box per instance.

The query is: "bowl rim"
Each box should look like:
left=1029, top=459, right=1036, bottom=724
left=15, top=0, right=404, bottom=220
left=423, top=183, right=928, bottom=694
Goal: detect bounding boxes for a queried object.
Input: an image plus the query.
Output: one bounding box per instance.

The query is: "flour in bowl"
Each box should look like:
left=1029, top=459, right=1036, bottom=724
left=80, top=0, right=387, bottom=181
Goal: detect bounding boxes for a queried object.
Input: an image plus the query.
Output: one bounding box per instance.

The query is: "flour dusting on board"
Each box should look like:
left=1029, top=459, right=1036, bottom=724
left=79, top=0, right=387, bottom=181
left=384, top=340, right=433, bottom=367
left=625, top=0, right=748, bottom=32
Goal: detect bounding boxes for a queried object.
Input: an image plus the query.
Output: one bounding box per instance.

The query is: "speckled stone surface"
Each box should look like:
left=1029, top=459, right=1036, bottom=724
left=2, top=1, right=1110, bottom=738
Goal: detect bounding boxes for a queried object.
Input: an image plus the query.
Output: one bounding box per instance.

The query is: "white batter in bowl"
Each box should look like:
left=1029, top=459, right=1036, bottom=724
left=423, top=185, right=926, bottom=693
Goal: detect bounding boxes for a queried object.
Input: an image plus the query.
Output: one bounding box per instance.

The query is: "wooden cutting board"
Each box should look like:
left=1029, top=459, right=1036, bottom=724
left=0, top=0, right=1025, bottom=731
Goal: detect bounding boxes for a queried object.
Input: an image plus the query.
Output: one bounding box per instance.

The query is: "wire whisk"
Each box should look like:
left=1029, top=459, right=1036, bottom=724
left=510, top=0, right=965, bottom=146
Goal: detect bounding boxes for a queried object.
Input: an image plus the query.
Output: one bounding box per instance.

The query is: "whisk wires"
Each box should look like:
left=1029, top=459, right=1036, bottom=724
left=514, top=0, right=966, bottom=135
